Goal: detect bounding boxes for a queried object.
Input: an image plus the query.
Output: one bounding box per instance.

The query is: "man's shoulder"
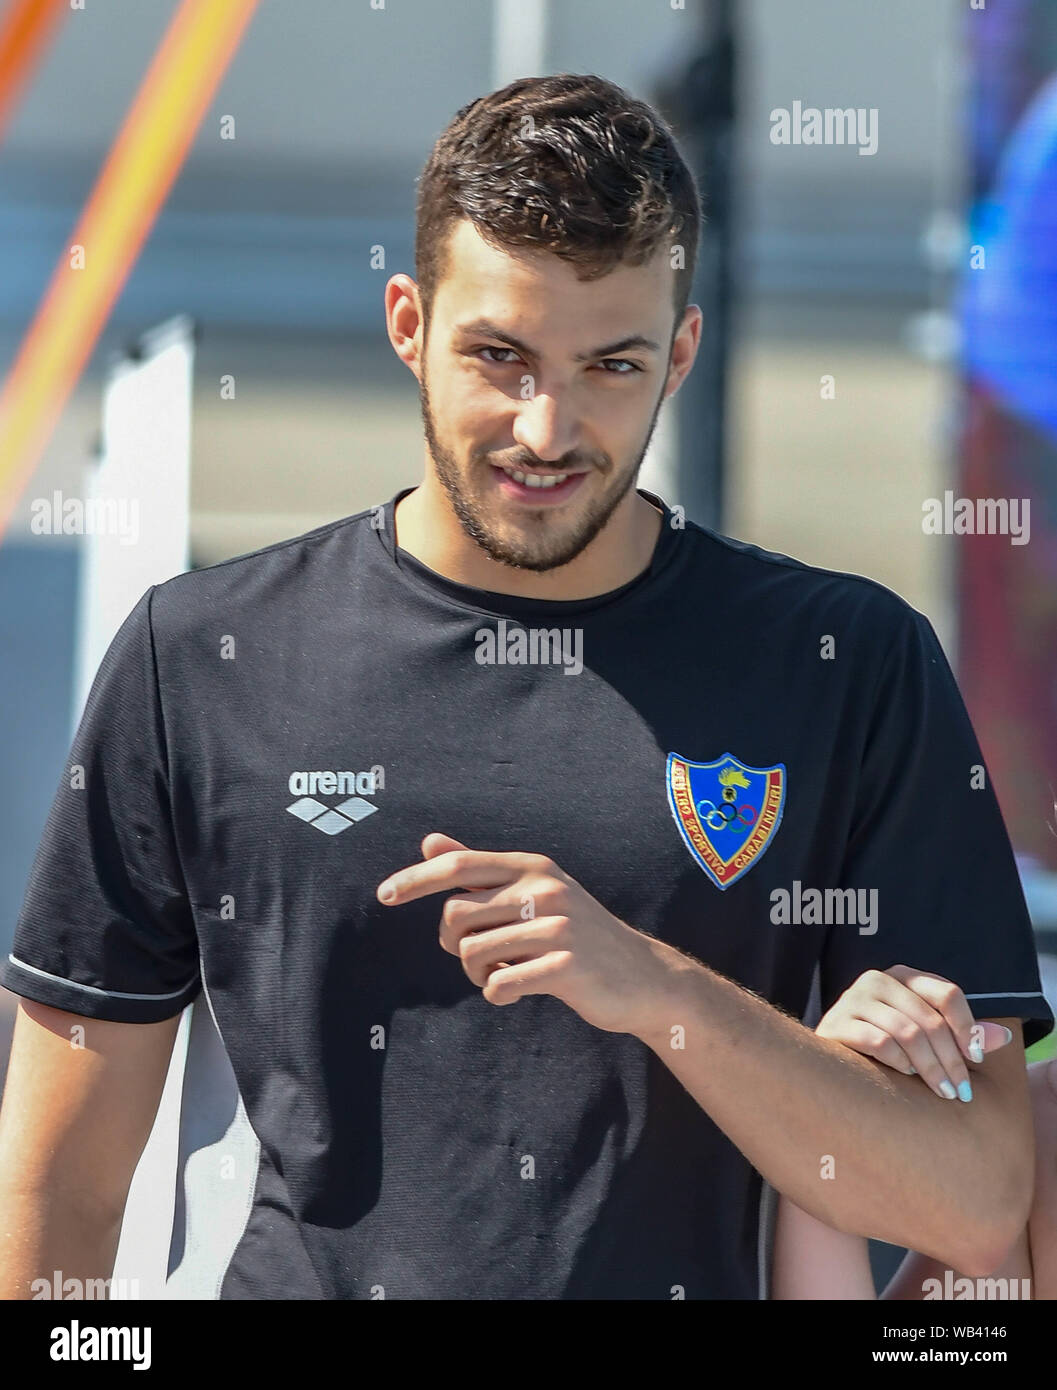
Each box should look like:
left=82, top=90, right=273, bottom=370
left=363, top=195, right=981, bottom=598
left=679, top=519, right=926, bottom=641
left=146, top=506, right=379, bottom=634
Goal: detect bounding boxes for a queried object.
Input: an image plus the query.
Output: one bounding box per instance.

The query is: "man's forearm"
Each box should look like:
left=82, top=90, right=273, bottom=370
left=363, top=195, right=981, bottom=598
left=0, top=1182, right=123, bottom=1299
left=631, top=946, right=1029, bottom=1276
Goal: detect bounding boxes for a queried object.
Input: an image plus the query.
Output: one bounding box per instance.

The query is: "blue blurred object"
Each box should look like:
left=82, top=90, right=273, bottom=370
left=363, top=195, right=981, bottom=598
left=960, top=70, right=1057, bottom=444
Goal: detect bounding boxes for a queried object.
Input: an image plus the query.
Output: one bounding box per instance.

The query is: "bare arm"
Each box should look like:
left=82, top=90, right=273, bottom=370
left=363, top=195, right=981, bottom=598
left=0, top=998, right=180, bottom=1298
left=880, top=1059, right=1055, bottom=1299
left=636, top=952, right=1034, bottom=1278
left=1025, top=1059, right=1057, bottom=1299
left=770, top=967, right=1038, bottom=1300
left=772, top=1192, right=876, bottom=1299
left=878, top=1226, right=1033, bottom=1300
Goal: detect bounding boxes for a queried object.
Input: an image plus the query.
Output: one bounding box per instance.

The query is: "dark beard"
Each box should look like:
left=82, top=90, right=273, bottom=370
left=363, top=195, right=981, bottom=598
left=417, top=368, right=665, bottom=573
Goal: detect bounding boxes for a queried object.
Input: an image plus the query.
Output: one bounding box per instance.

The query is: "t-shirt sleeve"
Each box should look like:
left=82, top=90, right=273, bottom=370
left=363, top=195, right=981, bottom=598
left=0, top=586, right=201, bottom=1023
left=819, top=601, right=1054, bottom=1050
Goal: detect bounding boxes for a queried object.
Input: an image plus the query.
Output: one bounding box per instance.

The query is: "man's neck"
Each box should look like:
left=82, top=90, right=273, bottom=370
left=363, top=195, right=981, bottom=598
left=393, top=476, right=664, bottom=601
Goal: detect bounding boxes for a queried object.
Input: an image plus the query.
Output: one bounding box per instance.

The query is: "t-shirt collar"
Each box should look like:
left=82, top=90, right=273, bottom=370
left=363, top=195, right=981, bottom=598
left=373, top=485, right=681, bottom=619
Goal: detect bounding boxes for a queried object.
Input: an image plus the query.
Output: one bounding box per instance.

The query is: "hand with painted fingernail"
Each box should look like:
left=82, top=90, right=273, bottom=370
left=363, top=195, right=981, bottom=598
left=815, top=964, right=1014, bottom=1103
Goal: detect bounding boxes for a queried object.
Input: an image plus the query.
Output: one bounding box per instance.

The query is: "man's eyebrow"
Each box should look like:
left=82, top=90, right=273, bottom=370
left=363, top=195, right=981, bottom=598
left=454, top=319, right=662, bottom=361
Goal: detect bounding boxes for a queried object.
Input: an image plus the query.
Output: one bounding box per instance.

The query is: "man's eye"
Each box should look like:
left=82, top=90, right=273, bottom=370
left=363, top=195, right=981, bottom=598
left=477, top=346, right=522, bottom=364
left=596, top=358, right=642, bottom=375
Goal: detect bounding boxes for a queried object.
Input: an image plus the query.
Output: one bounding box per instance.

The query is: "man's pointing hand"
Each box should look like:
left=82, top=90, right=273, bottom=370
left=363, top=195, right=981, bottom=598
left=377, top=833, right=685, bottom=1035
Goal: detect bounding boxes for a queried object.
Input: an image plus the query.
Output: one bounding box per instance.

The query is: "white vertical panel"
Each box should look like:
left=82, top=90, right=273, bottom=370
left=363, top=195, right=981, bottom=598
left=493, top=0, right=548, bottom=87
left=72, top=314, right=194, bottom=728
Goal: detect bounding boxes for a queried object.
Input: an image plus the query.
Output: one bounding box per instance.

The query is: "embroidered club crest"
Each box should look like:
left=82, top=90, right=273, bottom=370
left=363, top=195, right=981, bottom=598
left=666, top=752, right=786, bottom=890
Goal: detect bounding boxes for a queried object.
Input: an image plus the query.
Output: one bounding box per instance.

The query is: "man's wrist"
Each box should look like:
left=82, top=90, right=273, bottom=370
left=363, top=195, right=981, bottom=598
left=625, top=932, right=708, bottom=1047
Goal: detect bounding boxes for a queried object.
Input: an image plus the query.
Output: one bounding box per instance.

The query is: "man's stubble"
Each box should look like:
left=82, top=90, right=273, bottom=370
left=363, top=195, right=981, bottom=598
left=417, top=359, right=668, bottom=573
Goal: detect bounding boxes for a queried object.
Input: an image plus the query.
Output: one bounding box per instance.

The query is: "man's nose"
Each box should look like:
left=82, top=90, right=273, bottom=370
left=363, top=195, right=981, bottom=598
left=510, top=389, right=581, bottom=464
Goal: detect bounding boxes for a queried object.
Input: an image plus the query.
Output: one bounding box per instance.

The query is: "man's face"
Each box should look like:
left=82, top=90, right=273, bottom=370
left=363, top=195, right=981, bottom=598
left=415, top=219, right=680, bottom=572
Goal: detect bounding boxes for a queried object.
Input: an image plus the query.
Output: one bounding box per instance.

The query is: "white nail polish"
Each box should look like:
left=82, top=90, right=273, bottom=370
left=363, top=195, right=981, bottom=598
left=969, top=1039, right=984, bottom=1064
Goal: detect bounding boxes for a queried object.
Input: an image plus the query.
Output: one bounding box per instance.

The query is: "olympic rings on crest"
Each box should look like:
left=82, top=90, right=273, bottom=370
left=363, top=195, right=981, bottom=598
left=696, top=798, right=758, bottom=832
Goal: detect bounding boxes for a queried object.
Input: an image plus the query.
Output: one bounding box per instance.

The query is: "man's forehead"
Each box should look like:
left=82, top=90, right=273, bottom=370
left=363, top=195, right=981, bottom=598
left=446, top=218, right=669, bottom=285
left=436, top=220, right=674, bottom=337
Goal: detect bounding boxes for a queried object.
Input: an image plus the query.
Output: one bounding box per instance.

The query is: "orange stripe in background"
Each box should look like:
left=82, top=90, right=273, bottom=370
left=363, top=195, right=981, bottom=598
left=0, top=0, right=261, bottom=538
left=0, top=0, right=68, bottom=144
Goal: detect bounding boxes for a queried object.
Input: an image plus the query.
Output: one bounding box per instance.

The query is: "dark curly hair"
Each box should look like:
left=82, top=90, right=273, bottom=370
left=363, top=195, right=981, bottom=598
left=414, top=73, right=702, bottom=340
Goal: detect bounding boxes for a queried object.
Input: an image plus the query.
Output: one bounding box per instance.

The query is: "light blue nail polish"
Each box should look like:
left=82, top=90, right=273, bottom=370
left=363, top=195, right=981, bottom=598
left=939, top=1079, right=957, bottom=1099
left=957, top=1080, right=973, bottom=1103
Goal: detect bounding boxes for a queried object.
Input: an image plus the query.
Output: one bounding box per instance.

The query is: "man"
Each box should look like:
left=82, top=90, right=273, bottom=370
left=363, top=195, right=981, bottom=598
left=0, top=73, right=1052, bottom=1301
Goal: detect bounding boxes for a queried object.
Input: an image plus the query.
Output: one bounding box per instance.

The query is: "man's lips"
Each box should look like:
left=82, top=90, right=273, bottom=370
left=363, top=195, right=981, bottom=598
left=489, top=463, right=590, bottom=505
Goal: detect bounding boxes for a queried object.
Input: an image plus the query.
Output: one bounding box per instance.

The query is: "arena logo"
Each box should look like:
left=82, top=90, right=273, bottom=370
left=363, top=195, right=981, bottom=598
left=770, top=881, right=878, bottom=934
left=474, top=618, right=583, bottom=675
left=921, top=491, right=1030, bottom=545
left=286, top=768, right=383, bottom=836
left=288, top=769, right=381, bottom=798
left=769, top=101, right=878, bottom=156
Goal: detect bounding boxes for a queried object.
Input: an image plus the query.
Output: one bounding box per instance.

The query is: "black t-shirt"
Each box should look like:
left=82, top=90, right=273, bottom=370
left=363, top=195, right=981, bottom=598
left=3, top=488, right=1052, bottom=1300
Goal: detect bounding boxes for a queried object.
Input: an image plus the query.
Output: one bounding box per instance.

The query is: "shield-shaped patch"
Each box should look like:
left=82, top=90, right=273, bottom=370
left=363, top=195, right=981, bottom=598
left=666, top=752, right=786, bottom=890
